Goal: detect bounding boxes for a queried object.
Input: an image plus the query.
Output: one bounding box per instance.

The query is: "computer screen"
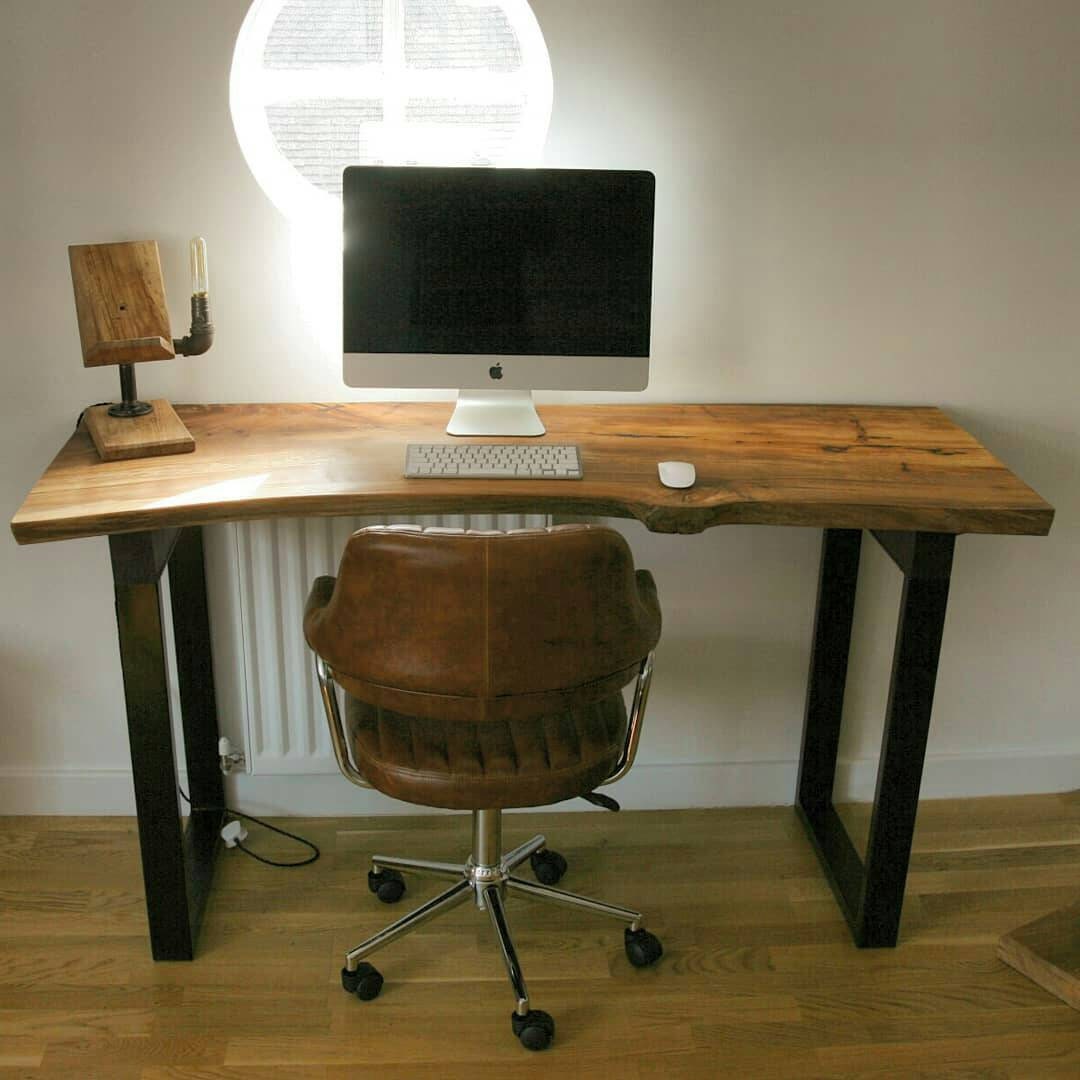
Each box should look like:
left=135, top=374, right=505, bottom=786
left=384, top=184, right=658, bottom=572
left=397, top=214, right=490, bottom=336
left=342, top=166, right=655, bottom=435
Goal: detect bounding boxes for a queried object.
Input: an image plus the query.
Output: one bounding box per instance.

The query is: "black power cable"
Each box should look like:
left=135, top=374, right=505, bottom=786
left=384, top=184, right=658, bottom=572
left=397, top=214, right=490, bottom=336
left=178, top=785, right=320, bottom=868
left=74, top=403, right=112, bottom=431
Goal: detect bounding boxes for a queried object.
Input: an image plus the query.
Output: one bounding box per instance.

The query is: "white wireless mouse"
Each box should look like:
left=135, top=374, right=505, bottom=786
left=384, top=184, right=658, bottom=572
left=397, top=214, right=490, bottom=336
left=658, top=460, right=696, bottom=489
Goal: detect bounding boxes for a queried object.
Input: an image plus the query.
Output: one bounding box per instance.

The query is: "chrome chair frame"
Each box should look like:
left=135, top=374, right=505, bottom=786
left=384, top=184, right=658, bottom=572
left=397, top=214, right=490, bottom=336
left=314, top=652, right=656, bottom=1018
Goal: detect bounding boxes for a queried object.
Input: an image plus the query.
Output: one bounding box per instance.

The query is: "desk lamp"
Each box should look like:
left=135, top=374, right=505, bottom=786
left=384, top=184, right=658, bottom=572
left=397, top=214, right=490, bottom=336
left=68, top=238, right=215, bottom=461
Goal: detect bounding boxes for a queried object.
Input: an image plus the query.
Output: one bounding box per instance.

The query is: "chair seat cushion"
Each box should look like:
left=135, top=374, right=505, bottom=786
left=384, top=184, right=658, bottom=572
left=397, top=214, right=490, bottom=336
left=346, top=692, right=628, bottom=810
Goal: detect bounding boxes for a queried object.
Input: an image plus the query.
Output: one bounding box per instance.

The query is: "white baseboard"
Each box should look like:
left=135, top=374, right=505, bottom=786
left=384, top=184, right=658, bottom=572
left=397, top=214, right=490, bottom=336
left=0, top=768, right=141, bottom=815
left=3, top=750, right=1079, bottom=816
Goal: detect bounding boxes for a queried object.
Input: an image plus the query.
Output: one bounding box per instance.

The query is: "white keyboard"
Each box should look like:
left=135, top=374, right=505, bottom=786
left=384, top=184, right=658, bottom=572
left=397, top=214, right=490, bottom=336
left=405, top=443, right=583, bottom=479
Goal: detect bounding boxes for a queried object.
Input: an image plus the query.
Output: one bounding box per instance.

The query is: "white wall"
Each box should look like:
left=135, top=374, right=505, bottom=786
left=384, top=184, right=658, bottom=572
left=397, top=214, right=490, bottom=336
left=2, top=0, right=1078, bottom=813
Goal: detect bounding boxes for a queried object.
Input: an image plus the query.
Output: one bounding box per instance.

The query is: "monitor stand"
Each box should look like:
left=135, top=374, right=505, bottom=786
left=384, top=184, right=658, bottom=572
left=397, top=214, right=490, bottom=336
left=446, top=389, right=546, bottom=437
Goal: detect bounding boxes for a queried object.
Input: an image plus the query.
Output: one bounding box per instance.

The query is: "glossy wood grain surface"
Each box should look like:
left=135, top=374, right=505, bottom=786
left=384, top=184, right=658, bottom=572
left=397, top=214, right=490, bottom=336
left=10, top=403, right=1054, bottom=544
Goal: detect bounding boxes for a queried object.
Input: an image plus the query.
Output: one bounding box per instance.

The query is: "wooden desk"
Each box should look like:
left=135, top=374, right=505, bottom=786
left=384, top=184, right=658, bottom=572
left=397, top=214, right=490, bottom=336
left=11, top=403, right=1054, bottom=959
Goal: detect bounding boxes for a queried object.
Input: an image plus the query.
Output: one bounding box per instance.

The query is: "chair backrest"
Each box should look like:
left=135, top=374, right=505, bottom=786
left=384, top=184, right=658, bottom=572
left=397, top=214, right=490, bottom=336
left=304, top=524, right=661, bottom=723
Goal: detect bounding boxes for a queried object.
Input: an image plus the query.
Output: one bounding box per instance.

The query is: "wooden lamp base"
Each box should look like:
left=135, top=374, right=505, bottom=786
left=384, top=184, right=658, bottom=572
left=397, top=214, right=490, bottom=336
left=84, top=399, right=195, bottom=462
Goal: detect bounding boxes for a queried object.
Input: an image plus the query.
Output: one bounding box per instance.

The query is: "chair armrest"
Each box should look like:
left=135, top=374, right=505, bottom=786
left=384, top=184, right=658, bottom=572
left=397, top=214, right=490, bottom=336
left=314, top=655, right=374, bottom=790
left=306, top=575, right=374, bottom=790
left=601, top=650, right=655, bottom=788
left=304, top=575, right=337, bottom=646
left=635, top=568, right=662, bottom=646
left=598, top=569, right=660, bottom=788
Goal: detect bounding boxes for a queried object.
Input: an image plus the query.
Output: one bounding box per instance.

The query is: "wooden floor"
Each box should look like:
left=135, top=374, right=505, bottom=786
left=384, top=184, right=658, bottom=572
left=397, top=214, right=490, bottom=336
left=3, top=795, right=1080, bottom=1078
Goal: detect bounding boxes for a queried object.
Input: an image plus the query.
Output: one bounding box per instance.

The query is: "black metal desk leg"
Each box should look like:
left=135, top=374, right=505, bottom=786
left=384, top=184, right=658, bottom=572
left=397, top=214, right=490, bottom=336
left=166, top=526, right=226, bottom=945
left=111, top=527, right=223, bottom=960
left=796, top=529, right=955, bottom=948
left=795, top=529, right=867, bottom=931
left=796, top=529, right=862, bottom=816
left=859, top=531, right=954, bottom=945
left=169, top=527, right=224, bottom=810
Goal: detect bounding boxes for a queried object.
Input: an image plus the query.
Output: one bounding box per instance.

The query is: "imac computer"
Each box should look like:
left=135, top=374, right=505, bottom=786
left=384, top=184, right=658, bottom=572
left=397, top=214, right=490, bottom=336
left=342, top=166, right=655, bottom=436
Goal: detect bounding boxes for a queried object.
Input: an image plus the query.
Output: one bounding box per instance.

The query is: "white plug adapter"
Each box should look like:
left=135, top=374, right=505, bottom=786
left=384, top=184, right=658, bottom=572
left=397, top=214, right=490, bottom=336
left=221, top=819, right=249, bottom=848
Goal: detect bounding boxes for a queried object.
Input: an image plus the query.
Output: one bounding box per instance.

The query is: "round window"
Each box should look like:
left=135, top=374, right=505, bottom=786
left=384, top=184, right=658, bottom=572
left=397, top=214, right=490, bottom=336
left=230, top=0, right=553, bottom=225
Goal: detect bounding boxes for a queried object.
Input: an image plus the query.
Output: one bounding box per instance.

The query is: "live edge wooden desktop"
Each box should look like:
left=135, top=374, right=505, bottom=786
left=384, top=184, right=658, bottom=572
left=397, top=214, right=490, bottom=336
left=10, top=402, right=1055, bottom=963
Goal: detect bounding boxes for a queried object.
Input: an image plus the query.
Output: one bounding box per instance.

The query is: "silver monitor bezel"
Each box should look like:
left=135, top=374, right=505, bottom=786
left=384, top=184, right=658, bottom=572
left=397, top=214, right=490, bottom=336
left=342, top=352, right=649, bottom=393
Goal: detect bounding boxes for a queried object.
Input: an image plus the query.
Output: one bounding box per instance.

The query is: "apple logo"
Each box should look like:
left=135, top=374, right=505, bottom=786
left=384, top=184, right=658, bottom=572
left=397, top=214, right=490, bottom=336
left=489, top=363, right=503, bottom=380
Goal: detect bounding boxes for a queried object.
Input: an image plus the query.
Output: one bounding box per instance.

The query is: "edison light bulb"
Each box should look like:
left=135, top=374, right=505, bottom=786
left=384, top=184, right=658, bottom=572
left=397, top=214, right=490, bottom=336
left=190, top=236, right=210, bottom=297
left=179, top=236, right=213, bottom=352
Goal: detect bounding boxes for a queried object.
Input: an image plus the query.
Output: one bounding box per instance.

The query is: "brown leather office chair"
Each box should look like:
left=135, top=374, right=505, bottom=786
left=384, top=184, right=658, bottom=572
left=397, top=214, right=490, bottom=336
left=304, top=522, right=662, bottom=1050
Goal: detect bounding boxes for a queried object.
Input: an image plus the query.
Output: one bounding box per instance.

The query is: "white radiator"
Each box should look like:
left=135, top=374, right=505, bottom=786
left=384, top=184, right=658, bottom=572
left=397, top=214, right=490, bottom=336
left=224, top=513, right=550, bottom=776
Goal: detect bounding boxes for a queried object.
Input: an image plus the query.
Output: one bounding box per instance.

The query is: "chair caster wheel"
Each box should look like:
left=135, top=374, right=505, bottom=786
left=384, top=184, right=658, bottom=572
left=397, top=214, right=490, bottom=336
left=368, top=867, right=406, bottom=903
left=625, top=927, right=663, bottom=968
left=529, top=848, right=567, bottom=886
left=511, top=1008, right=555, bottom=1051
left=341, top=962, right=383, bottom=1000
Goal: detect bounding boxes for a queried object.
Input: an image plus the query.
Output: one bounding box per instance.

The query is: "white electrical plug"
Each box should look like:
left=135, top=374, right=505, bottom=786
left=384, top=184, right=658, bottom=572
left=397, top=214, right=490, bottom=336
left=218, top=736, right=246, bottom=774
left=221, top=819, right=249, bottom=848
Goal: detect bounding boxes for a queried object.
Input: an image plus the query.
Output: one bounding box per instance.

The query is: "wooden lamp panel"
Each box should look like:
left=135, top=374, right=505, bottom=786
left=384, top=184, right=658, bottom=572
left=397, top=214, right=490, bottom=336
left=68, top=240, right=176, bottom=368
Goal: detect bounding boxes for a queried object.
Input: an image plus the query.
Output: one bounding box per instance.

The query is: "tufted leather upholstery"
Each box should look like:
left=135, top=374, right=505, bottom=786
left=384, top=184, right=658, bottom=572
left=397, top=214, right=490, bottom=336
left=305, top=524, right=661, bottom=809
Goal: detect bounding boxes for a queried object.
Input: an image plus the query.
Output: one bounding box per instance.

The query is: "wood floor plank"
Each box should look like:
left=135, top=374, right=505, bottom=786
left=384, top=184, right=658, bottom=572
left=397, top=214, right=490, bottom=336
left=2, top=796, right=1080, bottom=1076
left=0, top=1036, right=44, bottom=1068
left=815, top=1029, right=1080, bottom=1076
left=40, top=1036, right=226, bottom=1072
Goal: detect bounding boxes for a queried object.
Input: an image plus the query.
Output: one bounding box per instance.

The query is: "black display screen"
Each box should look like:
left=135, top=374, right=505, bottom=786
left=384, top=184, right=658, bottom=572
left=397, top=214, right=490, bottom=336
left=343, top=167, right=654, bottom=357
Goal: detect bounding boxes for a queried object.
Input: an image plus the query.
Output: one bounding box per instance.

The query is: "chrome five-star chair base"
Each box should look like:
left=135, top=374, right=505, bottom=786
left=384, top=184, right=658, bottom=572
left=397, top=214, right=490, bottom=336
left=340, top=808, right=663, bottom=1052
